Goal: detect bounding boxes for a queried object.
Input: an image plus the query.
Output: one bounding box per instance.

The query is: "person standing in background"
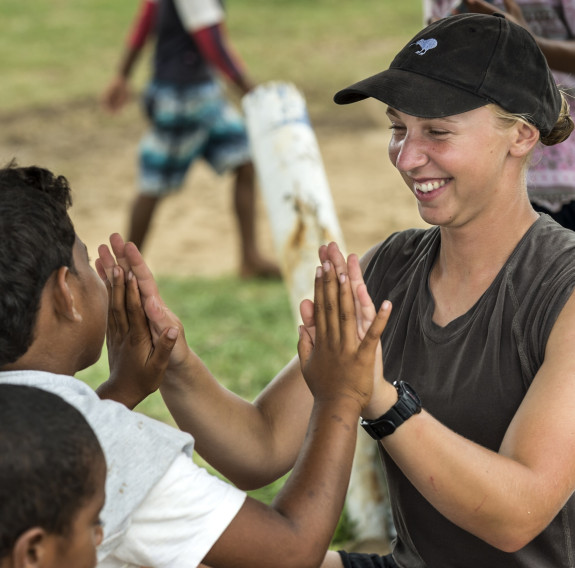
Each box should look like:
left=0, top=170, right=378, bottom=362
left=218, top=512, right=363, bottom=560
left=102, top=0, right=280, bottom=278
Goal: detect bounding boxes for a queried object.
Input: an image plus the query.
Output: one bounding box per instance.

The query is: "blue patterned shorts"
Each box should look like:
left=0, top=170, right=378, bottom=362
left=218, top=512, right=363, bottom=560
left=139, top=80, right=251, bottom=196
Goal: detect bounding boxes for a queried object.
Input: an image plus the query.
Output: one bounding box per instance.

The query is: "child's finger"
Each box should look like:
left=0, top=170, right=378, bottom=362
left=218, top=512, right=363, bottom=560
left=321, top=261, right=341, bottom=345
left=313, top=266, right=327, bottom=341
left=337, top=270, right=358, bottom=347
left=110, top=265, right=129, bottom=334
left=124, top=271, right=150, bottom=340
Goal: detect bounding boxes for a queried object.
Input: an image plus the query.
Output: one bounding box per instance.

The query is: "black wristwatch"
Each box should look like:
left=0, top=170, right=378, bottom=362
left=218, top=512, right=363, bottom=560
left=360, top=381, right=422, bottom=439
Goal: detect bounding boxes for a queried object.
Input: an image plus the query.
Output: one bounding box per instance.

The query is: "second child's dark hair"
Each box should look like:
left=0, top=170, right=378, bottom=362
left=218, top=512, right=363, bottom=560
left=0, top=385, right=105, bottom=559
left=0, top=161, right=77, bottom=367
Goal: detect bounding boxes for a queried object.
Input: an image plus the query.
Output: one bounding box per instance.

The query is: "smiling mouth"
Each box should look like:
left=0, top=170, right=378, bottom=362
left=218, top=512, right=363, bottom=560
left=413, top=179, right=448, bottom=193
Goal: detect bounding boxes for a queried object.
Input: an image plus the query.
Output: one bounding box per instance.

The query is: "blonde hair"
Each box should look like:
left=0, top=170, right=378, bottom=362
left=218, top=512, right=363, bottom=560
left=489, top=90, right=574, bottom=146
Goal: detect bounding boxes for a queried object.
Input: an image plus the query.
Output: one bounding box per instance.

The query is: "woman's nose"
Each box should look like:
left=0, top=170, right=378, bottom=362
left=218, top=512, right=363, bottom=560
left=392, top=134, right=429, bottom=173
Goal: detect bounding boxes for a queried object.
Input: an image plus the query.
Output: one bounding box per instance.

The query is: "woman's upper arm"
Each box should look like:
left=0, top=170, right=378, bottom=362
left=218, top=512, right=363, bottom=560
left=500, top=290, right=575, bottom=514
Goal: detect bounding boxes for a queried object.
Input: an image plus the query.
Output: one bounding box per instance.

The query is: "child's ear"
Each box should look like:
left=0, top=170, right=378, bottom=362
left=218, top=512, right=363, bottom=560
left=11, top=527, right=50, bottom=568
left=509, top=121, right=540, bottom=158
left=52, top=266, right=82, bottom=323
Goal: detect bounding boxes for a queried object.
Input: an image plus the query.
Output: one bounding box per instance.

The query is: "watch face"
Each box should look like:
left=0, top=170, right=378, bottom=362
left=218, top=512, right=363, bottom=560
left=396, top=381, right=422, bottom=408
left=361, top=382, right=422, bottom=439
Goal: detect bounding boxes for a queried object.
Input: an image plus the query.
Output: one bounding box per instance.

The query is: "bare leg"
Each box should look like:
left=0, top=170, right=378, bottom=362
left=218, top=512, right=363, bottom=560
left=128, top=194, right=161, bottom=250
left=233, top=162, right=281, bottom=279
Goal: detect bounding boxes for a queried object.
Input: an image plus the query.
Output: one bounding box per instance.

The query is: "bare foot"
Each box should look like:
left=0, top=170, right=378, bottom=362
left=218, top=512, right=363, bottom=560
left=240, top=257, right=282, bottom=279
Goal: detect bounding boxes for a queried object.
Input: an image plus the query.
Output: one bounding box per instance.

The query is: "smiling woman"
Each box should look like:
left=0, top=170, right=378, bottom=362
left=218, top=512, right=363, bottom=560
left=324, top=12, right=575, bottom=568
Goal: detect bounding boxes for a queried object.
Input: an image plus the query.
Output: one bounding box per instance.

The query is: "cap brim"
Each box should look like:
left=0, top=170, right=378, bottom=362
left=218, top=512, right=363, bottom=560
left=334, top=68, right=490, bottom=118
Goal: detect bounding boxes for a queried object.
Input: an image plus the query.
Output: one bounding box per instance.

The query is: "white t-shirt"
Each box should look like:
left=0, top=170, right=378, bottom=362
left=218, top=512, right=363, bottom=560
left=99, top=454, right=246, bottom=568
left=0, top=371, right=246, bottom=568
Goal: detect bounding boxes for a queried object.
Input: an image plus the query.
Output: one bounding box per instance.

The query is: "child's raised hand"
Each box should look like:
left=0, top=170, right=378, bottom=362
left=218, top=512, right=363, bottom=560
left=95, top=262, right=178, bottom=408
left=301, top=242, right=386, bottom=399
left=297, top=259, right=391, bottom=412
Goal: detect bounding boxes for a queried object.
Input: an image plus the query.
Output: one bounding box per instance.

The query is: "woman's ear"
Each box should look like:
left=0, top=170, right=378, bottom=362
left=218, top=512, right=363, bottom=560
left=11, top=527, right=50, bottom=568
left=509, top=121, right=540, bottom=158
left=51, top=266, right=82, bottom=323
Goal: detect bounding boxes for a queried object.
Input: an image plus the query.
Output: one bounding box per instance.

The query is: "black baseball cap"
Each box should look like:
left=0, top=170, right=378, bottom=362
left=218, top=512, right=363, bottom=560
left=334, top=13, right=561, bottom=136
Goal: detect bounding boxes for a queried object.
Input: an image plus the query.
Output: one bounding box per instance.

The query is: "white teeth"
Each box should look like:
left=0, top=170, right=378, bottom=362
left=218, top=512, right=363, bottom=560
left=414, top=179, right=447, bottom=193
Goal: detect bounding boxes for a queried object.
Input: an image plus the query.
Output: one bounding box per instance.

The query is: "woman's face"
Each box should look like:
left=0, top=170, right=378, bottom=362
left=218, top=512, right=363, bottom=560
left=387, top=105, right=520, bottom=228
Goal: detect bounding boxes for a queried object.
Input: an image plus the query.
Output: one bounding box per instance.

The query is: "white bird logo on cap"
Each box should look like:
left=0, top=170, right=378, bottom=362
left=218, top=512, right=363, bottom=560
left=411, top=38, right=438, bottom=55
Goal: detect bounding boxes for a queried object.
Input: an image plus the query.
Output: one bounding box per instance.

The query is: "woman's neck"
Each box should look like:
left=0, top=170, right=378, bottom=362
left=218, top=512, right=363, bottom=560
left=429, top=204, right=539, bottom=327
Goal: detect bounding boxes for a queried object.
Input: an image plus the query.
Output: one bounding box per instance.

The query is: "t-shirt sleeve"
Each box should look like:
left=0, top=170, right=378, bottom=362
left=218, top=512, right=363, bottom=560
left=174, top=0, right=224, bottom=32
left=100, top=453, right=247, bottom=568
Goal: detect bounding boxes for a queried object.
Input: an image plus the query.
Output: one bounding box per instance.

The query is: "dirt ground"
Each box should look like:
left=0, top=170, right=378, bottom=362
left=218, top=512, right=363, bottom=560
left=0, top=96, right=428, bottom=277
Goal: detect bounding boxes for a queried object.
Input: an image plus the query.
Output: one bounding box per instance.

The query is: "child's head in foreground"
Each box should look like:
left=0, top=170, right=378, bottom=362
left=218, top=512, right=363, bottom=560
left=0, top=161, right=75, bottom=369
left=0, top=161, right=109, bottom=373
left=0, top=384, right=106, bottom=568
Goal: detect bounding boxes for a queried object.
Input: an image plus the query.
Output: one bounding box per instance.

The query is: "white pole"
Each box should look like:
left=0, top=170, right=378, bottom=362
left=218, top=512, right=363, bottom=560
left=242, top=82, right=346, bottom=323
